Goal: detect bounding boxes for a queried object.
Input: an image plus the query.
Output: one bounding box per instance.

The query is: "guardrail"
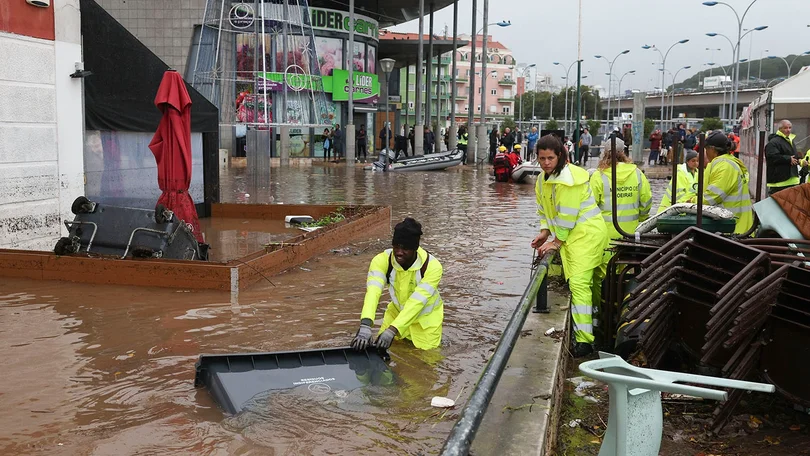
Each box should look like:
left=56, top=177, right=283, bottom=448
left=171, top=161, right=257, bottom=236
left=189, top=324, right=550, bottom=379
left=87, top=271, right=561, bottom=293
left=440, top=253, right=552, bottom=455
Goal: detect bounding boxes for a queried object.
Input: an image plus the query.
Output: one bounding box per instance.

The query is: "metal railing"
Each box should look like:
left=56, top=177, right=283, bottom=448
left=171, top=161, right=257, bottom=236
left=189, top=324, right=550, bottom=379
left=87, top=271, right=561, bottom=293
left=441, top=253, right=552, bottom=455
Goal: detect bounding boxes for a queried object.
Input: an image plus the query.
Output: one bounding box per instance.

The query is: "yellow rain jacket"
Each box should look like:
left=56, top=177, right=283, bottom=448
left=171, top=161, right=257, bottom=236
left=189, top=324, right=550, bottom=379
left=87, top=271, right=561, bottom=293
left=590, top=162, right=652, bottom=239
left=535, top=164, right=609, bottom=278
left=656, top=163, right=698, bottom=213
left=701, top=154, right=754, bottom=234
left=361, top=247, right=443, bottom=350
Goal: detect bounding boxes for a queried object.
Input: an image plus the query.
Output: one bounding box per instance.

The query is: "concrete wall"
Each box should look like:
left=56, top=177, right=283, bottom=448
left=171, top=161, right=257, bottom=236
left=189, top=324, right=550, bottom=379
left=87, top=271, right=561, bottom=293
left=96, top=0, right=205, bottom=76
left=0, top=0, right=84, bottom=250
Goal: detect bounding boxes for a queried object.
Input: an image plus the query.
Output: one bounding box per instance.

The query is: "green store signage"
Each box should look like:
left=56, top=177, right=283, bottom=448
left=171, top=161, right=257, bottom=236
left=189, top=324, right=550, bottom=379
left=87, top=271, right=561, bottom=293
left=255, top=69, right=379, bottom=104
left=329, top=69, right=379, bottom=103
left=309, top=7, right=378, bottom=41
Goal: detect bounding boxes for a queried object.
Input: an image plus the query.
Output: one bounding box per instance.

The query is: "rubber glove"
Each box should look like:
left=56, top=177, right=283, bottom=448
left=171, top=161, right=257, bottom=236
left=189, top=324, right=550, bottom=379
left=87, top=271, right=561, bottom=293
left=351, top=318, right=374, bottom=351
left=375, top=327, right=399, bottom=349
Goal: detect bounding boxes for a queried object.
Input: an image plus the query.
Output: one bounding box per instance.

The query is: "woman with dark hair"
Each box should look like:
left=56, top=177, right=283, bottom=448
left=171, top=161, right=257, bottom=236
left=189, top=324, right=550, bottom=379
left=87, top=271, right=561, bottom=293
left=699, top=130, right=753, bottom=234
left=531, top=134, right=608, bottom=357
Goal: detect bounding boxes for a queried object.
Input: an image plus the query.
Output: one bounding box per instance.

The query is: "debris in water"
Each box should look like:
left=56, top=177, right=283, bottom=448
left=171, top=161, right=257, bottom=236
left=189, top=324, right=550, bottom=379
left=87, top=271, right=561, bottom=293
left=431, top=397, right=455, bottom=408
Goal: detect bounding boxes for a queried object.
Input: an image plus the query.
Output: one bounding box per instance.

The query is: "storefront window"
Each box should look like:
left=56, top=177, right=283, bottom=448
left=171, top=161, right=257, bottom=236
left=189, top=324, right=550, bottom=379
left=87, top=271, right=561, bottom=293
left=367, top=45, right=376, bottom=74
left=352, top=42, right=366, bottom=72
left=314, top=37, right=343, bottom=76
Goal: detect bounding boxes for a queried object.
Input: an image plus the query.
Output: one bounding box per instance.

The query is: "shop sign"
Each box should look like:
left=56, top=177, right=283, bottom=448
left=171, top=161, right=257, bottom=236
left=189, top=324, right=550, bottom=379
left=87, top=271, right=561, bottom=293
left=257, top=72, right=324, bottom=93
left=309, top=7, right=379, bottom=41
left=330, top=69, right=379, bottom=103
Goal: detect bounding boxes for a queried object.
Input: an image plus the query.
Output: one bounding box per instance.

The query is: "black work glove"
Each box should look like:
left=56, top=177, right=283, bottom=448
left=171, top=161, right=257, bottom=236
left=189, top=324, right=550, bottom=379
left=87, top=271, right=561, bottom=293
left=351, top=318, right=374, bottom=351
left=375, top=327, right=398, bottom=350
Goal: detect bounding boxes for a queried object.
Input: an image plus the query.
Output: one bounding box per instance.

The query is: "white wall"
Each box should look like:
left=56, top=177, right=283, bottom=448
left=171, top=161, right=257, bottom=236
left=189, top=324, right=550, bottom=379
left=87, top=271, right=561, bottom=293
left=0, top=0, right=84, bottom=251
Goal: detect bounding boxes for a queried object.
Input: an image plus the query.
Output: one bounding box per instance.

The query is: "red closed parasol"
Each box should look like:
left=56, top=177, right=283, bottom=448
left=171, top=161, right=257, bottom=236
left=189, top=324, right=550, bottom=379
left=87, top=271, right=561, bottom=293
left=149, top=70, right=203, bottom=243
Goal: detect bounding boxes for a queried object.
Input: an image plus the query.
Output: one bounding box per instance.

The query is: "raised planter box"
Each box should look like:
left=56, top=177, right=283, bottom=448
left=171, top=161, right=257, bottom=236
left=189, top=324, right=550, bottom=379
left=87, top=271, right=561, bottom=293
left=0, top=203, right=391, bottom=292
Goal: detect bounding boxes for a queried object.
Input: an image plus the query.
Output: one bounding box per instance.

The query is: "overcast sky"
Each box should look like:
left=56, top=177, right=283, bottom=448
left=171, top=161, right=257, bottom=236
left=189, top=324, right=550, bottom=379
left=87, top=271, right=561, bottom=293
left=390, top=0, right=809, bottom=93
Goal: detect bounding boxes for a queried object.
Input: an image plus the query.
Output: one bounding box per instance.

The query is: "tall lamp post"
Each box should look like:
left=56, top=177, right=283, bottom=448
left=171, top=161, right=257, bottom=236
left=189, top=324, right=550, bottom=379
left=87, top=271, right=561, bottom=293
left=474, top=19, right=511, bottom=163
left=767, top=52, right=810, bottom=78
left=642, top=39, right=689, bottom=130
left=517, top=63, right=536, bottom=130
left=667, top=65, right=691, bottom=124
left=706, top=62, right=730, bottom=120
left=380, top=58, right=396, bottom=172
left=615, top=70, right=636, bottom=121
left=553, top=60, right=580, bottom=134
left=703, top=0, right=767, bottom=125
left=594, top=50, right=630, bottom=129
left=758, top=48, right=769, bottom=81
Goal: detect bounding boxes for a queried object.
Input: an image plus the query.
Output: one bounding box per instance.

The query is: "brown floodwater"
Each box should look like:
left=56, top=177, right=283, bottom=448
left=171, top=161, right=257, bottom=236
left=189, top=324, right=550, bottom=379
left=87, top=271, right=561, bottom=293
left=0, top=163, right=669, bottom=455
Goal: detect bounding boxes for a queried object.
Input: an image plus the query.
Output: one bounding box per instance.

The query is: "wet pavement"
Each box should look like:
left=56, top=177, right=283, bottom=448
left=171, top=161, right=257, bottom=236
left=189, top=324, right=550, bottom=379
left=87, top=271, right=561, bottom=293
left=0, top=163, right=671, bottom=455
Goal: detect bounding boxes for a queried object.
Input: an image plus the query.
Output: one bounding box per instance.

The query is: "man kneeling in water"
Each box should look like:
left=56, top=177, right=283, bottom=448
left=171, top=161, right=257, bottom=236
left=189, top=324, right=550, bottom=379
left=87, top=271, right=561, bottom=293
left=351, top=218, right=444, bottom=350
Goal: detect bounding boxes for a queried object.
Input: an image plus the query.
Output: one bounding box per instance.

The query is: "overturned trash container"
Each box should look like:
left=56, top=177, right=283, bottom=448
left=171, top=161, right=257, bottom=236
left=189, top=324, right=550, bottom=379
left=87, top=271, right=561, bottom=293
left=194, top=347, right=393, bottom=414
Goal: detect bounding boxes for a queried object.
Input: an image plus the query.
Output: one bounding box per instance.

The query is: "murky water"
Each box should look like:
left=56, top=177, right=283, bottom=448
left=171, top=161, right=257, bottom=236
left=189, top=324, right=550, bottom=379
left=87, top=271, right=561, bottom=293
left=0, top=163, right=670, bottom=455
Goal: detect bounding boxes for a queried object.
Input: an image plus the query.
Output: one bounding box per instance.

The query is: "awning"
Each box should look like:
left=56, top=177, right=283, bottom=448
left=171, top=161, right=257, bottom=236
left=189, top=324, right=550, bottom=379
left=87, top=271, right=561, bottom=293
left=378, top=34, right=469, bottom=69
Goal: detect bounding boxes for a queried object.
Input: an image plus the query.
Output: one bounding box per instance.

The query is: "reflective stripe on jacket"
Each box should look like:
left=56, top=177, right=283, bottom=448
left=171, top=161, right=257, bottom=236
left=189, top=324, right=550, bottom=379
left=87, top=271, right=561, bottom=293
left=361, top=247, right=444, bottom=332
left=590, top=163, right=652, bottom=239
left=656, top=163, right=697, bottom=213
left=536, top=164, right=609, bottom=278
left=702, top=155, right=754, bottom=234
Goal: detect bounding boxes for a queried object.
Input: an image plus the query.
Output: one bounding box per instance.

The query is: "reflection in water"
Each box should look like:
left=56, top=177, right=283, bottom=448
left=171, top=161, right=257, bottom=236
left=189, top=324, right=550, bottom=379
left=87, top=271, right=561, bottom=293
left=1, top=165, right=567, bottom=454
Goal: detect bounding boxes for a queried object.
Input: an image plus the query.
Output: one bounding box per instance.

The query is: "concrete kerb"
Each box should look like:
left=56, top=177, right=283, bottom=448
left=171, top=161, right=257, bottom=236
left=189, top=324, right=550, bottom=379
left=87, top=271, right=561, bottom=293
left=471, top=289, right=571, bottom=455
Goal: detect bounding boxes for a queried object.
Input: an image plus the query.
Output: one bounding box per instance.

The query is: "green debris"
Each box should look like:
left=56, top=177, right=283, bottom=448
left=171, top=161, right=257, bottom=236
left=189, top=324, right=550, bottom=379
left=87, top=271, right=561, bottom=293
left=300, top=207, right=346, bottom=227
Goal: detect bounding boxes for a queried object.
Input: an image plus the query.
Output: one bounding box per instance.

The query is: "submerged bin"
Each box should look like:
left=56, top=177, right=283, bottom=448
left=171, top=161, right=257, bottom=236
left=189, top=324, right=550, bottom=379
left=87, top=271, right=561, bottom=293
left=194, top=347, right=393, bottom=414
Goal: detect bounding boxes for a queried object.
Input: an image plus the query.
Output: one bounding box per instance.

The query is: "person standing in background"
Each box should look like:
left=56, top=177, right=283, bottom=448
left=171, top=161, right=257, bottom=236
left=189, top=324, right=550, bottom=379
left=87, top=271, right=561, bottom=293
left=332, top=124, right=344, bottom=161
left=357, top=124, right=368, bottom=162
left=579, top=128, right=592, bottom=166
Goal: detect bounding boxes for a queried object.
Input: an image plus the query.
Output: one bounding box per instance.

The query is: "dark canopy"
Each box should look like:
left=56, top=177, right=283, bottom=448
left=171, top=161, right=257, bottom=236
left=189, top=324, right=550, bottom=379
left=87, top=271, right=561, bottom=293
left=80, top=0, right=218, bottom=133
left=308, top=0, right=456, bottom=28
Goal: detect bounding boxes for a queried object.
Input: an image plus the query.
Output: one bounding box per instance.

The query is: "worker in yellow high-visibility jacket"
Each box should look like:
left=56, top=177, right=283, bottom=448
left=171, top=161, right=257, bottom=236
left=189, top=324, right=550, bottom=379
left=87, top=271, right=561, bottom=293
left=698, top=131, right=754, bottom=234
left=531, top=135, right=609, bottom=357
left=656, top=149, right=700, bottom=213
left=351, top=218, right=444, bottom=351
left=590, top=137, right=652, bottom=239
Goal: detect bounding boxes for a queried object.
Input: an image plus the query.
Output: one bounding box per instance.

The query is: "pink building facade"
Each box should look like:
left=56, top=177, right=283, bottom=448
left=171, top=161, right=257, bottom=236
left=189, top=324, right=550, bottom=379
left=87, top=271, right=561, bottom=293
left=451, top=34, right=517, bottom=125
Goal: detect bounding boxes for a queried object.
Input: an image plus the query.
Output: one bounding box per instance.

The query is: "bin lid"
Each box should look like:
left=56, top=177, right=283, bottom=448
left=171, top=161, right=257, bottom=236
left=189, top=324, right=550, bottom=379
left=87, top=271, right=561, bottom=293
left=194, top=347, right=392, bottom=414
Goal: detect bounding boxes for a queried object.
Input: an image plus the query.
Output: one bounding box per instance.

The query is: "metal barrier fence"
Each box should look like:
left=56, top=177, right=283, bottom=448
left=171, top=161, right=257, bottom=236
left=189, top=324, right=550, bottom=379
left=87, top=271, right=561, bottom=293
left=440, top=253, right=552, bottom=455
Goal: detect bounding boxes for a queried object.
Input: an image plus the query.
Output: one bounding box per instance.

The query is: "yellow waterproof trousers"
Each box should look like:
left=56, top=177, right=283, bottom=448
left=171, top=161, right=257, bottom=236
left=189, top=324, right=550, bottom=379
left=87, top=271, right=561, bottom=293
left=380, top=304, right=442, bottom=350
left=569, top=267, right=600, bottom=344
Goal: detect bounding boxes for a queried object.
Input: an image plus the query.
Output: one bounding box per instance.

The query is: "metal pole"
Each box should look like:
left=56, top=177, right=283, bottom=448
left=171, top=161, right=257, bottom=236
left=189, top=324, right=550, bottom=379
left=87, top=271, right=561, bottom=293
left=346, top=0, right=356, bottom=165
left=518, top=68, right=523, bottom=126
left=405, top=62, right=410, bottom=134
left=436, top=60, right=442, bottom=152
left=574, top=0, right=582, bottom=160
left=427, top=3, right=434, bottom=153
left=563, top=79, right=569, bottom=130
left=697, top=133, right=705, bottom=227
left=449, top=0, right=458, bottom=150
left=549, top=92, right=553, bottom=119
left=385, top=72, right=390, bottom=171
left=440, top=255, right=551, bottom=456
left=467, top=0, right=477, bottom=163
left=480, top=0, right=489, bottom=141
left=415, top=0, right=425, bottom=155
left=532, top=70, right=537, bottom=122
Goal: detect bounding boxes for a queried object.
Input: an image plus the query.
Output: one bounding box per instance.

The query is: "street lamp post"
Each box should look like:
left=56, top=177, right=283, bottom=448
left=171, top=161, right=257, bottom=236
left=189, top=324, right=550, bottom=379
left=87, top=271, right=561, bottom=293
left=643, top=39, right=689, bottom=130
left=767, top=52, right=810, bottom=78
left=759, top=49, right=769, bottom=81
left=703, top=0, right=767, bottom=124
left=667, top=66, right=692, bottom=125
left=616, top=70, right=636, bottom=120
left=532, top=70, right=538, bottom=123
left=594, top=50, right=630, bottom=130
left=554, top=60, right=580, bottom=134
left=474, top=18, right=510, bottom=163
left=517, top=63, right=536, bottom=130
left=380, top=58, right=396, bottom=172
left=707, top=62, right=729, bottom=120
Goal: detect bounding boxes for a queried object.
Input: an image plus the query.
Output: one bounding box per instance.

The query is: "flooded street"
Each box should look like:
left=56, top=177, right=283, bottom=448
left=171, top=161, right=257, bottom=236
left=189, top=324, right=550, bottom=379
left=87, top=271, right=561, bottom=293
left=0, top=164, right=670, bottom=455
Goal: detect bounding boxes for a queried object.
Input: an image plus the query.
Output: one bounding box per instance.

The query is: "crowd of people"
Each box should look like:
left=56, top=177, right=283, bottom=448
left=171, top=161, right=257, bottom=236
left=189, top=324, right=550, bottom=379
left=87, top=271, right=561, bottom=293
left=347, top=118, right=806, bottom=359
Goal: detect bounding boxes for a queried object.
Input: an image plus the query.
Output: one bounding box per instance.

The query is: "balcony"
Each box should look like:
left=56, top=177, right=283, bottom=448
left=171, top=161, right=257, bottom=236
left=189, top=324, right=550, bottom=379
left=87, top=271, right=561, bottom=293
left=498, top=79, right=516, bottom=86
left=497, top=97, right=514, bottom=103
left=454, top=77, right=469, bottom=83
left=431, top=57, right=452, bottom=65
